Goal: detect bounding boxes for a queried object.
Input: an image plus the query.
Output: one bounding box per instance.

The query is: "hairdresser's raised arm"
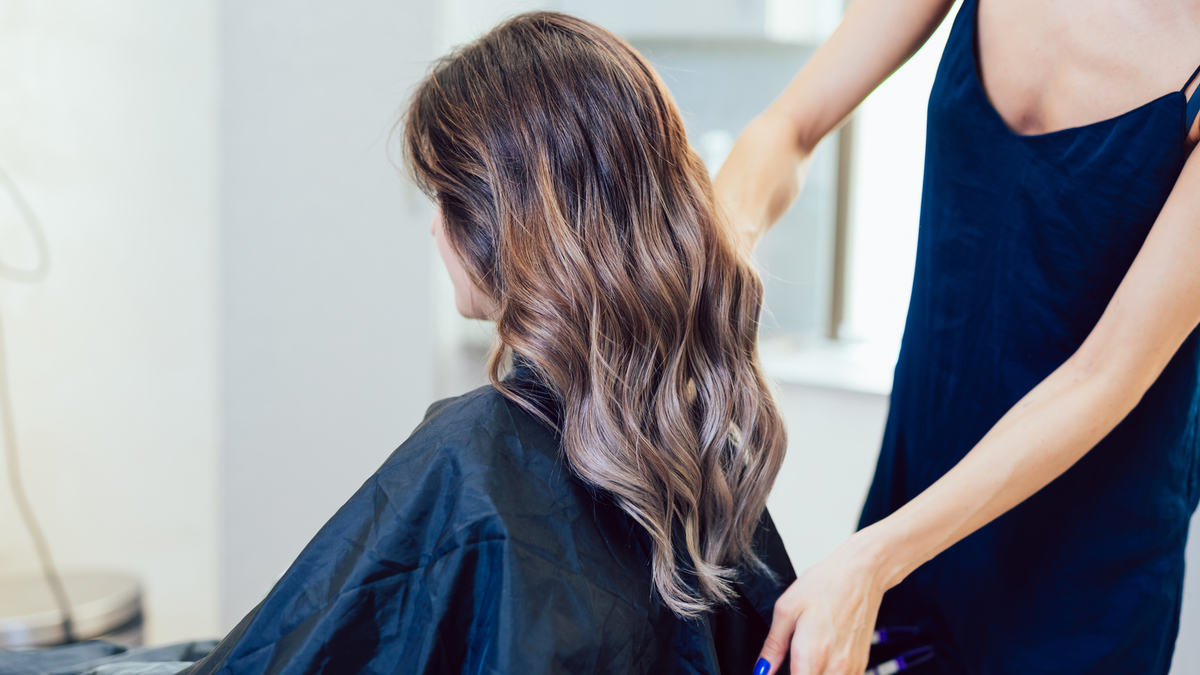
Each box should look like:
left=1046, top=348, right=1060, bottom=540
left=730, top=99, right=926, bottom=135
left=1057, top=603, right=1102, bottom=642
left=714, top=0, right=954, bottom=249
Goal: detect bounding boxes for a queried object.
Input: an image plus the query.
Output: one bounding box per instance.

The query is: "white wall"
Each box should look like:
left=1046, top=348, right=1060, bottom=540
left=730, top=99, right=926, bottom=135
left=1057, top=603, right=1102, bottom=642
left=218, top=0, right=439, bottom=629
left=0, top=1, right=220, bottom=642
left=767, top=385, right=887, bottom=571
left=845, top=2, right=956, bottom=348
left=1175, top=519, right=1200, bottom=672
left=0, top=0, right=447, bottom=641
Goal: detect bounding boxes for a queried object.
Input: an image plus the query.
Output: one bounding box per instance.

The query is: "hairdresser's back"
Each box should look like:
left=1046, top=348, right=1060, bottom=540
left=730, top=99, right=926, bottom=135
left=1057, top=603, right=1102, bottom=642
left=181, top=369, right=794, bottom=675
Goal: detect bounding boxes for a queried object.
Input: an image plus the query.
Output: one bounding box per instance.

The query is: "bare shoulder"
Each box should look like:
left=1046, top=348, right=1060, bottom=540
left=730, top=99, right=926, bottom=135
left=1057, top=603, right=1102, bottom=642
left=977, top=0, right=1200, bottom=136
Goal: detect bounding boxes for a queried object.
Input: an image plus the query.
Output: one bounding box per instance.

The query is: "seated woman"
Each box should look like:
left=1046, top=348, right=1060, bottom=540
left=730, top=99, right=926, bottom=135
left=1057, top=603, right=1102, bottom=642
left=183, top=12, right=793, bottom=675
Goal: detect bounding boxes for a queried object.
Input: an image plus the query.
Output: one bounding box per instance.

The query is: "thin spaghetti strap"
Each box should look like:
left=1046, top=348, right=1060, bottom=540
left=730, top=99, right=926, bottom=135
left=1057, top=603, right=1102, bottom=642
left=1186, top=63, right=1200, bottom=133
left=1183, top=63, right=1200, bottom=92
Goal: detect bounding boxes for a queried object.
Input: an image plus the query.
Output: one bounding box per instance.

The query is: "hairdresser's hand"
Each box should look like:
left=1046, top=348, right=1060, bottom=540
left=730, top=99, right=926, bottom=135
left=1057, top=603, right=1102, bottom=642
left=755, top=530, right=892, bottom=675
left=715, top=110, right=812, bottom=251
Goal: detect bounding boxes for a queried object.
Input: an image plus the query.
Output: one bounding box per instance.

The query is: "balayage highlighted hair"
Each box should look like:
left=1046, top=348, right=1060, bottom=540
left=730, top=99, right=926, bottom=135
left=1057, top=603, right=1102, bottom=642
left=402, top=11, right=786, bottom=617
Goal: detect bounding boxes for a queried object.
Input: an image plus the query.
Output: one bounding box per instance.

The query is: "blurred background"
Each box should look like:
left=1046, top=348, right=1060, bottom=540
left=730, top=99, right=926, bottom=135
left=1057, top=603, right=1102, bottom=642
left=0, top=0, right=1196, bottom=669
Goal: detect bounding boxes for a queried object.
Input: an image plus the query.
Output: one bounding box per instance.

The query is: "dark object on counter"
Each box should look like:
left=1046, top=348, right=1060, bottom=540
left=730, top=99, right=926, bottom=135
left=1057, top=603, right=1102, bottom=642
left=0, top=639, right=215, bottom=675
left=183, top=373, right=795, bottom=674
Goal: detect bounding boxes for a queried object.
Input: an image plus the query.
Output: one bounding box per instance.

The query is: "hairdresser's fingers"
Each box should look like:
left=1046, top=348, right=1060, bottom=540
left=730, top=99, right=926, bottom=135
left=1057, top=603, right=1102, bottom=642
left=806, top=612, right=874, bottom=675
left=755, top=582, right=803, bottom=675
left=791, top=618, right=830, bottom=675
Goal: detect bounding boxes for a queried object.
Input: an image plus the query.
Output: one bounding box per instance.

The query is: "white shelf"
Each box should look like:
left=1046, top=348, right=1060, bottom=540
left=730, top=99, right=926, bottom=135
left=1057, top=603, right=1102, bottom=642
left=760, top=338, right=898, bottom=396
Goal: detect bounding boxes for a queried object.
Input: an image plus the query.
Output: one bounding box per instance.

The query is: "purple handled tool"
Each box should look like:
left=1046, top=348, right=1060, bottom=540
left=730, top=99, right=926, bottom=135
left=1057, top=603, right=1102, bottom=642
left=870, top=625, right=920, bottom=645
left=864, top=645, right=934, bottom=675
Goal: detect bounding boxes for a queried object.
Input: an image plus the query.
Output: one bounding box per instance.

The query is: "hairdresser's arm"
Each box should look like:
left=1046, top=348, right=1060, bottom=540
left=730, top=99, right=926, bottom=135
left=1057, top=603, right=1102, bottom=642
left=757, top=149, right=1200, bottom=675
left=714, top=0, right=954, bottom=250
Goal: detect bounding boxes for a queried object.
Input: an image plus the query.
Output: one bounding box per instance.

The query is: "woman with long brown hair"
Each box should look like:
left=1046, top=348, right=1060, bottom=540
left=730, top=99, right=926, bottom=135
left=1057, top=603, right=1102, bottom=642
left=179, top=11, right=792, bottom=675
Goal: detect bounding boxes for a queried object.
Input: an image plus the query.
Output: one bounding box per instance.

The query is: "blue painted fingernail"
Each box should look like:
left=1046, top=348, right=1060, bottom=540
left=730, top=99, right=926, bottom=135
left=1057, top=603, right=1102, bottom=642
left=753, top=658, right=770, bottom=675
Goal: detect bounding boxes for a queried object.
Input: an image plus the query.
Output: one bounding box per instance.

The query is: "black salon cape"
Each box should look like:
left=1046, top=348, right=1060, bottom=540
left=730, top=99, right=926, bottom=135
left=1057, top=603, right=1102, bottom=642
left=182, top=379, right=795, bottom=675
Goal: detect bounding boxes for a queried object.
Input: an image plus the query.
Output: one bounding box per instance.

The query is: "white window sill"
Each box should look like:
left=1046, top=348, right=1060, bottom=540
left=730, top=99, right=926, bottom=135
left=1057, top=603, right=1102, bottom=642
left=759, top=338, right=898, bottom=397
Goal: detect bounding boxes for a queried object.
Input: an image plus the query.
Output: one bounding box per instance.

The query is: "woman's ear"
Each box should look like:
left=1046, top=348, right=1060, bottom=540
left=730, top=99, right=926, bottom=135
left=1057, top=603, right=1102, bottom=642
left=432, top=208, right=499, bottom=320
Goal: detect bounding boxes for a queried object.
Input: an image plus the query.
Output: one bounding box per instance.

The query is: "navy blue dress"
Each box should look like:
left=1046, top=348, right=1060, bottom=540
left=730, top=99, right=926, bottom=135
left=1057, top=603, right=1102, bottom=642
left=859, top=0, right=1200, bottom=672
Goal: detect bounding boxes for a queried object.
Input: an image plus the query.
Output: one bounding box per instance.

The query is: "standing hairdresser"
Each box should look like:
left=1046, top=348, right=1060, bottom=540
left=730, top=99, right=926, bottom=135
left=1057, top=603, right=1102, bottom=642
left=715, top=0, right=1200, bottom=672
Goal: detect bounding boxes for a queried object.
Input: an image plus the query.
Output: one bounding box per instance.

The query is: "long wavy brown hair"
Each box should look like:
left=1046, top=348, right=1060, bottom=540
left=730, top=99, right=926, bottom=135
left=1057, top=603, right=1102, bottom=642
left=402, top=11, right=786, bottom=617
